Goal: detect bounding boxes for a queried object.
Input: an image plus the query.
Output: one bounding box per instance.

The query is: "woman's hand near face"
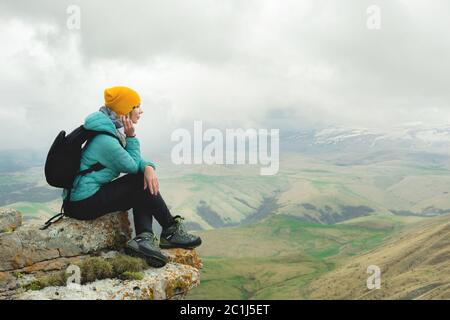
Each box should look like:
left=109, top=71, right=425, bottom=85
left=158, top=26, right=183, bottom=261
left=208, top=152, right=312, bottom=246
left=144, top=166, right=159, bottom=195
left=122, top=115, right=136, bottom=137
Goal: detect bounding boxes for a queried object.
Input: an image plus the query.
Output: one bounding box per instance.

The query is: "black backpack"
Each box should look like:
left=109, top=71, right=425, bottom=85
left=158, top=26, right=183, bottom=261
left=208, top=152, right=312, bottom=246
left=42, top=125, right=121, bottom=229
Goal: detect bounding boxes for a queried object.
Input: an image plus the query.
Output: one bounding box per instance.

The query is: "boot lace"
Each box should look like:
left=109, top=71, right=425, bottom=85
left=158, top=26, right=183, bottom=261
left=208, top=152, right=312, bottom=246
left=173, top=215, right=199, bottom=241
left=173, top=215, right=188, bottom=236
left=137, top=232, right=158, bottom=245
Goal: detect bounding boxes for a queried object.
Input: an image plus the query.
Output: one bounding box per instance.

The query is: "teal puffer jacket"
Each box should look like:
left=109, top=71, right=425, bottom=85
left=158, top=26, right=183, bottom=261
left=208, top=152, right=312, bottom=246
left=62, top=111, right=156, bottom=202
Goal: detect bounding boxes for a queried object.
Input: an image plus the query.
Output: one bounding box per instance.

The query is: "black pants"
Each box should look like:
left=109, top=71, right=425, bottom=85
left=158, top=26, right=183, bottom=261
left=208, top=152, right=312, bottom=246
left=64, top=173, right=175, bottom=235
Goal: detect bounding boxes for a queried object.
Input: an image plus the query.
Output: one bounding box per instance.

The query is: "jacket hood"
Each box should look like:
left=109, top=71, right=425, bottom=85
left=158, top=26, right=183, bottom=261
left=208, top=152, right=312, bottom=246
left=84, top=111, right=118, bottom=136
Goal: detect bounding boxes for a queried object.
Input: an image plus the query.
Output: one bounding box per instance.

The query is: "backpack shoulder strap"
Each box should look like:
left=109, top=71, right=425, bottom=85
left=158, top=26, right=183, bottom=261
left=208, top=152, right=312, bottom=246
left=78, top=130, right=125, bottom=176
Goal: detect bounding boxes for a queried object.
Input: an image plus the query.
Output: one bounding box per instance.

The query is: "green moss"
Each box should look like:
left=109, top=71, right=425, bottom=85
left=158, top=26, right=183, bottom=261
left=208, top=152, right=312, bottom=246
left=78, top=257, right=113, bottom=284
left=13, top=272, right=23, bottom=279
left=22, top=271, right=67, bottom=291
left=119, top=271, right=144, bottom=281
left=22, top=281, right=43, bottom=291
left=110, top=254, right=147, bottom=274
left=46, top=271, right=68, bottom=286
left=22, top=253, right=149, bottom=291
left=77, top=255, right=148, bottom=283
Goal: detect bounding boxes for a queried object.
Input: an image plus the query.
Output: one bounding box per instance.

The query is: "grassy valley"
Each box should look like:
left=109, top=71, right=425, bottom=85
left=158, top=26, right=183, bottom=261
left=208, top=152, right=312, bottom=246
left=187, top=213, right=432, bottom=299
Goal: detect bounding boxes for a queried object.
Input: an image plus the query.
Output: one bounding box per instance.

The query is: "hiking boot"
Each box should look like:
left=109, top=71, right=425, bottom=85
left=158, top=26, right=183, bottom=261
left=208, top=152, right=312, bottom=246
left=160, top=215, right=202, bottom=249
left=125, top=232, right=168, bottom=268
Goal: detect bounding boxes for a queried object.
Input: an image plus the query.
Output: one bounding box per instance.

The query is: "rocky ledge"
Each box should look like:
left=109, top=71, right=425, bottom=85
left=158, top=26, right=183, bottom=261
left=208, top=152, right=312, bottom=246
left=0, top=209, right=202, bottom=300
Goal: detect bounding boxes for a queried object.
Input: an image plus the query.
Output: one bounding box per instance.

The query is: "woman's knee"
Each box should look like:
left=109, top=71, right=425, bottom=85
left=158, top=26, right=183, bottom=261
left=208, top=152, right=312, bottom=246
left=124, top=172, right=144, bottom=190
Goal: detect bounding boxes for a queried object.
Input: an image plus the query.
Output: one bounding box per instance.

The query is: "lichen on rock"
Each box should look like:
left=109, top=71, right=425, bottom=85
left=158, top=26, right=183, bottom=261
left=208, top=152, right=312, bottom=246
left=0, top=208, right=22, bottom=233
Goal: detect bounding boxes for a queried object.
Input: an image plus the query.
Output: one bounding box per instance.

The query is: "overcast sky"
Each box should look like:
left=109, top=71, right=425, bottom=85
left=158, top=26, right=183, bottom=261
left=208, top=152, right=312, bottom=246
left=0, top=0, right=449, bottom=154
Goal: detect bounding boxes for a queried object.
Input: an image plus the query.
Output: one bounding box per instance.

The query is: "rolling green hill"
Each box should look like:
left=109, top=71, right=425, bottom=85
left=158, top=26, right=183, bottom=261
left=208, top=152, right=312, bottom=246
left=187, top=213, right=430, bottom=299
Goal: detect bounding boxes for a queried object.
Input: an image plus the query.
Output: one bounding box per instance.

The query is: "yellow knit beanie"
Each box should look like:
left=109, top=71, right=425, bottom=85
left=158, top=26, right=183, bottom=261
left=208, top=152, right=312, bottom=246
left=104, top=86, right=141, bottom=116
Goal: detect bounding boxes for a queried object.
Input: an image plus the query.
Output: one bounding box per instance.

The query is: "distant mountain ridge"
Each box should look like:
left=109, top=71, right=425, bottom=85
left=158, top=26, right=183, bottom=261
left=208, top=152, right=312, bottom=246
left=281, top=123, right=450, bottom=155
left=2, top=123, right=450, bottom=171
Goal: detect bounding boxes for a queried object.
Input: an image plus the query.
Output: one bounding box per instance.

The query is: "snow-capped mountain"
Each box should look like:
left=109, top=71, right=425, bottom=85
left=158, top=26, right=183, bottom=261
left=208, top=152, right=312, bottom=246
left=282, top=123, right=450, bottom=150
left=281, top=123, right=450, bottom=165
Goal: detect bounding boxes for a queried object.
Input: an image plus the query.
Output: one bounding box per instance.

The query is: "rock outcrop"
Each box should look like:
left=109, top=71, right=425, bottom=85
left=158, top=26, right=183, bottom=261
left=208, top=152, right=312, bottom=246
left=0, top=209, right=201, bottom=300
left=0, top=211, right=131, bottom=272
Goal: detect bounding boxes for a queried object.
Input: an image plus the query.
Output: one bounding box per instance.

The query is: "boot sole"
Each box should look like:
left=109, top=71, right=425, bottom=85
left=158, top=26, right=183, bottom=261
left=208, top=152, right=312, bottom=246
left=125, top=246, right=168, bottom=268
left=159, top=238, right=202, bottom=250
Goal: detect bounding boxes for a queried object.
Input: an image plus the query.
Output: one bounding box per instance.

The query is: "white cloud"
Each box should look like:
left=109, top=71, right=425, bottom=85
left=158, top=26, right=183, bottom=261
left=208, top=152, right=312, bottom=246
left=0, top=0, right=449, bottom=153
